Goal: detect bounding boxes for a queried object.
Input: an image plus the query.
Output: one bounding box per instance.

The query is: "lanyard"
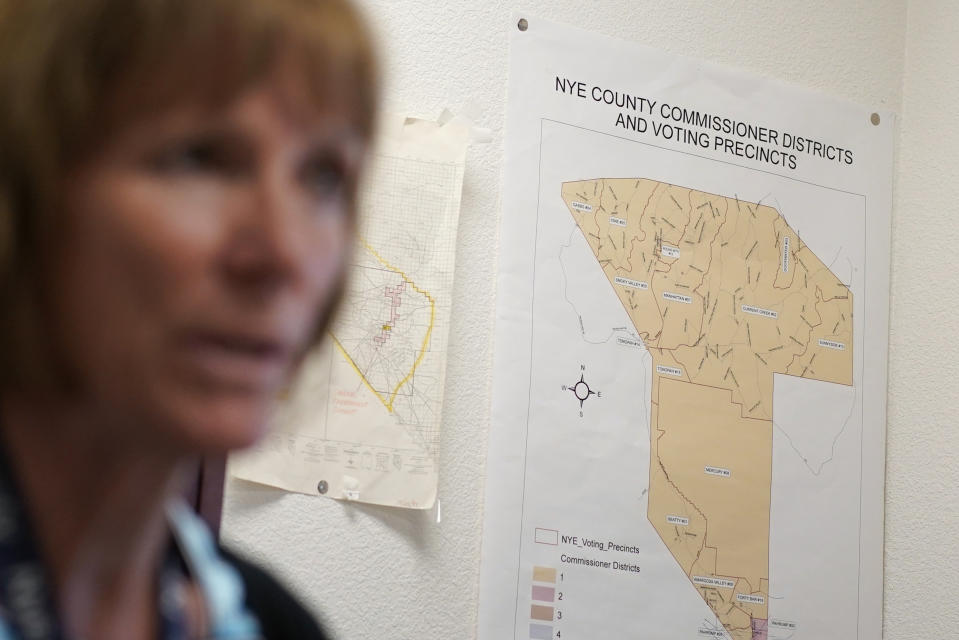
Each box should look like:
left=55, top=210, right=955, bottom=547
left=0, top=441, right=260, bottom=640
left=0, top=442, right=65, bottom=640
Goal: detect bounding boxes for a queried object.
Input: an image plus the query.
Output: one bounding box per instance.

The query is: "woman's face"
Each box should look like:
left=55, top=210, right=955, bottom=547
left=52, top=68, right=366, bottom=453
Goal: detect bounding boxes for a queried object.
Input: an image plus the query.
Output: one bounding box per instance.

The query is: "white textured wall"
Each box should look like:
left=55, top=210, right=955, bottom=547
left=884, top=2, right=959, bottom=637
left=221, top=2, right=924, bottom=638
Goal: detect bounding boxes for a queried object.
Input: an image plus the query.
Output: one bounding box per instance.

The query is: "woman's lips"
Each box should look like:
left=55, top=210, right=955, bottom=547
left=179, top=330, right=293, bottom=390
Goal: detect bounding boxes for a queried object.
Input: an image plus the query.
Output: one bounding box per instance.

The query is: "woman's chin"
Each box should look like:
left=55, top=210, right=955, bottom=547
left=161, top=391, right=276, bottom=455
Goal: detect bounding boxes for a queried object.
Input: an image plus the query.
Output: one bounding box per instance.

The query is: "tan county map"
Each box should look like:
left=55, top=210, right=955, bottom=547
left=561, top=178, right=853, bottom=640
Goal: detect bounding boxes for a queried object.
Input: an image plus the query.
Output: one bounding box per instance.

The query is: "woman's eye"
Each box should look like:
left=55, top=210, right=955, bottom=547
left=302, top=153, right=349, bottom=200
left=150, top=137, right=241, bottom=176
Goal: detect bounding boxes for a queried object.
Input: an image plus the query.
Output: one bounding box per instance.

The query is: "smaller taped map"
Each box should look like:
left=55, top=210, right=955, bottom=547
left=562, top=177, right=853, bottom=639
left=230, top=114, right=470, bottom=508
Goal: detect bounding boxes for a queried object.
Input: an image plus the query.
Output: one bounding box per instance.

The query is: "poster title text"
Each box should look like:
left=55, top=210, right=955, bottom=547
left=555, top=77, right=855, bottom=171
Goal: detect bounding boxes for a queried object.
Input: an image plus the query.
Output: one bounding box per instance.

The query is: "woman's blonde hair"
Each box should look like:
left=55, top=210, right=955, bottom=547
left=0, top=0, right=378, bottom=387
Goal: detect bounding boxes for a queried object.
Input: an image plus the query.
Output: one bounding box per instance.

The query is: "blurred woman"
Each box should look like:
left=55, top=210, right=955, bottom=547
left=0, top=0, right=376, bottom=638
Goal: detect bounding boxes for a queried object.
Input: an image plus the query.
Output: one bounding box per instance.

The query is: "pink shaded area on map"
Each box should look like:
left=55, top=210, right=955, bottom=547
left=373, top=281, right=405, bottom=345
left=751, top=618, right=768, bottom=640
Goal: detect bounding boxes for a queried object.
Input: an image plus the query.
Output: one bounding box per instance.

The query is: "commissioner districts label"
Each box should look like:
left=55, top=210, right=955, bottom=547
left=561, top=178, right=853, bottom=640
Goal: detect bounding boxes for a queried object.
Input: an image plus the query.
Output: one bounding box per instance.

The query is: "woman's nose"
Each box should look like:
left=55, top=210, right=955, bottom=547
left=219, top=170, right=308, bottom=299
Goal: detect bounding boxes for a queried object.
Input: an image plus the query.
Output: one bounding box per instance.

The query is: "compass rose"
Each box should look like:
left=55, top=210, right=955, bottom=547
left=561, top=365, right=602, bottom=417
left=568, top=373, right=595, bottom=408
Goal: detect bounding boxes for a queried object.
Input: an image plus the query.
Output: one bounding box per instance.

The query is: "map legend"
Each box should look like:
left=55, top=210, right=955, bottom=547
left=530, top=566, right=558, bottom=638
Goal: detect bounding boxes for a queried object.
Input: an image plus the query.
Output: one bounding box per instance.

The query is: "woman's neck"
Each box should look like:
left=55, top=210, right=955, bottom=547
left=0, top=394, right=191, bottom=640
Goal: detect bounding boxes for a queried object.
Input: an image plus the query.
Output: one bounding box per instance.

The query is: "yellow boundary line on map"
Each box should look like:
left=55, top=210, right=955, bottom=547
left=330, top=240, right=436, bottom=413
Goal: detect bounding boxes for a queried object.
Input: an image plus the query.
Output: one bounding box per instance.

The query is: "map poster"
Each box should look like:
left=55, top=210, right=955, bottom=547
left=479, top=15, right=892, bottom=640
left=230, top=114, right=469, bottom=509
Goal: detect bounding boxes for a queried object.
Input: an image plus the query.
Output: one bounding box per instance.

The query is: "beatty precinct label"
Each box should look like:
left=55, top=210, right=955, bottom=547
left=555, top=77, right=855, bottom=171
